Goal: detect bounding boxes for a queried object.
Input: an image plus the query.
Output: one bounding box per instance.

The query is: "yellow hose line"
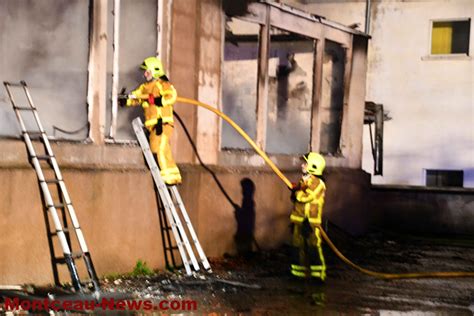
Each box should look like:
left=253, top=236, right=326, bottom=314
left=176, top=96, right=474, bottom=280
left=317, top=225, right=474, bottom=279
left=177, top=97, right=293, bottom=189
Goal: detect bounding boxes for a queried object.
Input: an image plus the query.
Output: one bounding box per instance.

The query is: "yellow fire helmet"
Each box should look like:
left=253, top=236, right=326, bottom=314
left=140, top=56, right=165, bottom=79
left=303, top=152, right=326, bottom=176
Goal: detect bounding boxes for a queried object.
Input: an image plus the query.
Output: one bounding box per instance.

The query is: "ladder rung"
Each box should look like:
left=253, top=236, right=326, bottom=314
left=23, top=131, right=44, bottom=137
left=165, top=246, right=179, bottom=250
left=50, top=228, right=70, bottom=235
left=14, top=106, right=35, bottom=111
left=81, top=279, right=95, bottom=287
left=42, top=179, right=61, bottom=184
left=55, top=252, right=84, bottom=263
left=46, top=203, right=65, bottom=209
left=34, top=155, right=53, bottom=161
left=4, top=82, right=23, bottom=87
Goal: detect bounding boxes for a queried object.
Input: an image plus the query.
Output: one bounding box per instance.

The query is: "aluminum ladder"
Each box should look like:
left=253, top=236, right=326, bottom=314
left=132, top=117, right=212, bottom=275
left=156, top=195, right=179, bottom=271
left=3, top=81, right=99, bottom=292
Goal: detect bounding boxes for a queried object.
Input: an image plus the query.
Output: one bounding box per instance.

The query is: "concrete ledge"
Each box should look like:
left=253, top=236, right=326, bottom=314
left=0, top=139, right=146, bottom=170
left=370, top=185, right=474, bottom=235
left=0, top=158, right=371, bottom=285
left=372, top=184, right=474, bottom=194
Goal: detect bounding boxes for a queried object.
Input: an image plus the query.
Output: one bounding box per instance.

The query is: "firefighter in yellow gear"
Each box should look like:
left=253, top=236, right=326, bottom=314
left=290, top=152, right=326, bottom=280
left=126, top=56, right=181, bottom=185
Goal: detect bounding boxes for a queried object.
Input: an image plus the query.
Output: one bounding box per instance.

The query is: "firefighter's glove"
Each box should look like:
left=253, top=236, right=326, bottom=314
left=118, top=97, right=127, bottom=107
left=290, top=182, right=299, bottom=202
left=290, top=190, right=297, bottom=203
left=117, top=87, right=128, bottom=107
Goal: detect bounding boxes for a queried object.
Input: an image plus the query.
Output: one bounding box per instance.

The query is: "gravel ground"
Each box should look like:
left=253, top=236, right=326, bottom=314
left=1, top=228, right=473, bottom=315
left=97, top=228, right=474, bottom=315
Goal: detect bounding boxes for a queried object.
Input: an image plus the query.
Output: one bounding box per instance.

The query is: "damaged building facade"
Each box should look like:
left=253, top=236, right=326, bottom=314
left=281, top=0, right=474, bottom=234
left=284, top=0, right=473, bottom=188
left=0, top=0, right=369, bottom=285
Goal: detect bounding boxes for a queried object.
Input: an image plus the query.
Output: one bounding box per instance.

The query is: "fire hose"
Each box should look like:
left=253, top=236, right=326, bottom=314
left=176, top=96, right=474, bottom=280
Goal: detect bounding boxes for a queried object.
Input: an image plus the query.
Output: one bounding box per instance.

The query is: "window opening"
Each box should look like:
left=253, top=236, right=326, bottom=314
left=266, top=27, right=314, bottom=155
left=426, top=169, right=464, bottom=187
left=221, top=17, right=260, bottom=150
left=431, top=20, right=470, bottom=55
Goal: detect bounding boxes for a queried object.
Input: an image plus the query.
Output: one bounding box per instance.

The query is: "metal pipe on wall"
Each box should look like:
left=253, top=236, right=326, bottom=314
left=365, top=0, right=371, bottom=34
left=157, top=0, right=163, bottom=56
left=166, top=0, right=173, bottom=75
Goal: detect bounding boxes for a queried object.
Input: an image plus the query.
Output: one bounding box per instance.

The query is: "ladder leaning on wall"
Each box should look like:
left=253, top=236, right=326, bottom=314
left=132, top=117, right=212, bottom=276
left=3, top=81, right=100, bottom=293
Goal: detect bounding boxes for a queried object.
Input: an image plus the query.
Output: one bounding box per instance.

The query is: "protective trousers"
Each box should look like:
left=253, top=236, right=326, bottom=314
left=149, top=123, right=181, bottom=185
left=290, top=220, right=326, bottom=280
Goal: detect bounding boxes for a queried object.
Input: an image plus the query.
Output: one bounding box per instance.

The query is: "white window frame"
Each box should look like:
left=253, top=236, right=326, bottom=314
left=107, top=0, right=168, bottom=142
left=426, top=17, right=471, bottom=58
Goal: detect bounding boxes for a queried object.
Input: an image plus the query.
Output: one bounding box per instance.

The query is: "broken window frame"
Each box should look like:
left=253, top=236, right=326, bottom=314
left=221, top=2, right=356, bottom=159
left=364, top=102, right=384, bottom=175
left=221, top=17, right=260, bottom=150
left=104, top=0, right=165, bottom=143
left=0, top=0, right=91, bottom=142
left=265, top=27, right=316, bottom=155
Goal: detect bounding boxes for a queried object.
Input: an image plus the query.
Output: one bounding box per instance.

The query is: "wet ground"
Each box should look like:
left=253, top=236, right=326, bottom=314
left=2, top=228, right=473, bottom=315
left=99, top=227, right=474, bottom=315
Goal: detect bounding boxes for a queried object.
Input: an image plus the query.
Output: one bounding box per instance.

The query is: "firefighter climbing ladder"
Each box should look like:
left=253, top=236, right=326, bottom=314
left=3, top=81, right=99, bottom=292
left=132, top=117, right=211, bottom=276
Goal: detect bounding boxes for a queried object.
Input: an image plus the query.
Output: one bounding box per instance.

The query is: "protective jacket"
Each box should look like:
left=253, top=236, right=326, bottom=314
left=126, top=78, right=181, bottom=185
left=126, top=79, right=177, bottom=129
left=290, top=174, right=326, bottom=226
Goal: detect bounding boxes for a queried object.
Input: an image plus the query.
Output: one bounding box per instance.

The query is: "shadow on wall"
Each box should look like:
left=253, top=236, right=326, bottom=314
left=234, top=178, right=259, bottom=257
left=174, top=113, right=261, bottom=255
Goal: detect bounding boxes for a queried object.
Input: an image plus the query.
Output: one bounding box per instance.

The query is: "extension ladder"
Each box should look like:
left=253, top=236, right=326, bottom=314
left=132, top=117, right=211, bottom=276
left=156, top=196, right=179, bottom=271
left=3, top=81, right=99, bottom=292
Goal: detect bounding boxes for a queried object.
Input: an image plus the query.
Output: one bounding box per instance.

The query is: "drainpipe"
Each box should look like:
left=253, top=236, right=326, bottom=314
left=365, top=0, right=371, bottom=34
left=109, top=0, right=120, bottom=139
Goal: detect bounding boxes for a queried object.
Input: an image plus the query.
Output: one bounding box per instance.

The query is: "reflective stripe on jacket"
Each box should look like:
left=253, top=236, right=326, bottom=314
left=126, top=79, right=177, bottom=127
left=290, top=175, right=326, bottom=225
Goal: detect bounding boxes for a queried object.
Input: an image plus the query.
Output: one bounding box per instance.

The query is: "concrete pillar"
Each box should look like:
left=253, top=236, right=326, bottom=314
left=196, top=0, right=222, bottom=164
left=87, top=0, right=108, bottom=144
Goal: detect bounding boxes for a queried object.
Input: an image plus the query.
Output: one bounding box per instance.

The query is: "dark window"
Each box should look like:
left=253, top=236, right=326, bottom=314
left=431, top=20, right=470, bottom=55
left=0, top=0, right=90, bottom=140
left=426, top=170, right=464, bottom=187
left=319, top=40, right=346, bottom=155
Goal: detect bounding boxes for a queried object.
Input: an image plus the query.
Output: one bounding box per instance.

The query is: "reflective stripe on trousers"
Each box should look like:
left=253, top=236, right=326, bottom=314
left=290, top=224, right=326, bottom=280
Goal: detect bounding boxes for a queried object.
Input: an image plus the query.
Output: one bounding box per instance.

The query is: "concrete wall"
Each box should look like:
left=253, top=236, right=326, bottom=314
left=0, top=0, right=372, bottom=285
left=0, top=139, right=369, bottom=285
left=370, top=185, right=474, bottom=235
left=283, top=0, right=474, bottom=188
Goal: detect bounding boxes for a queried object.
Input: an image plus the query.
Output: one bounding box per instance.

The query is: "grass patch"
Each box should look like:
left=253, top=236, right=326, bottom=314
left=131, top=259, right=154, bottom=277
